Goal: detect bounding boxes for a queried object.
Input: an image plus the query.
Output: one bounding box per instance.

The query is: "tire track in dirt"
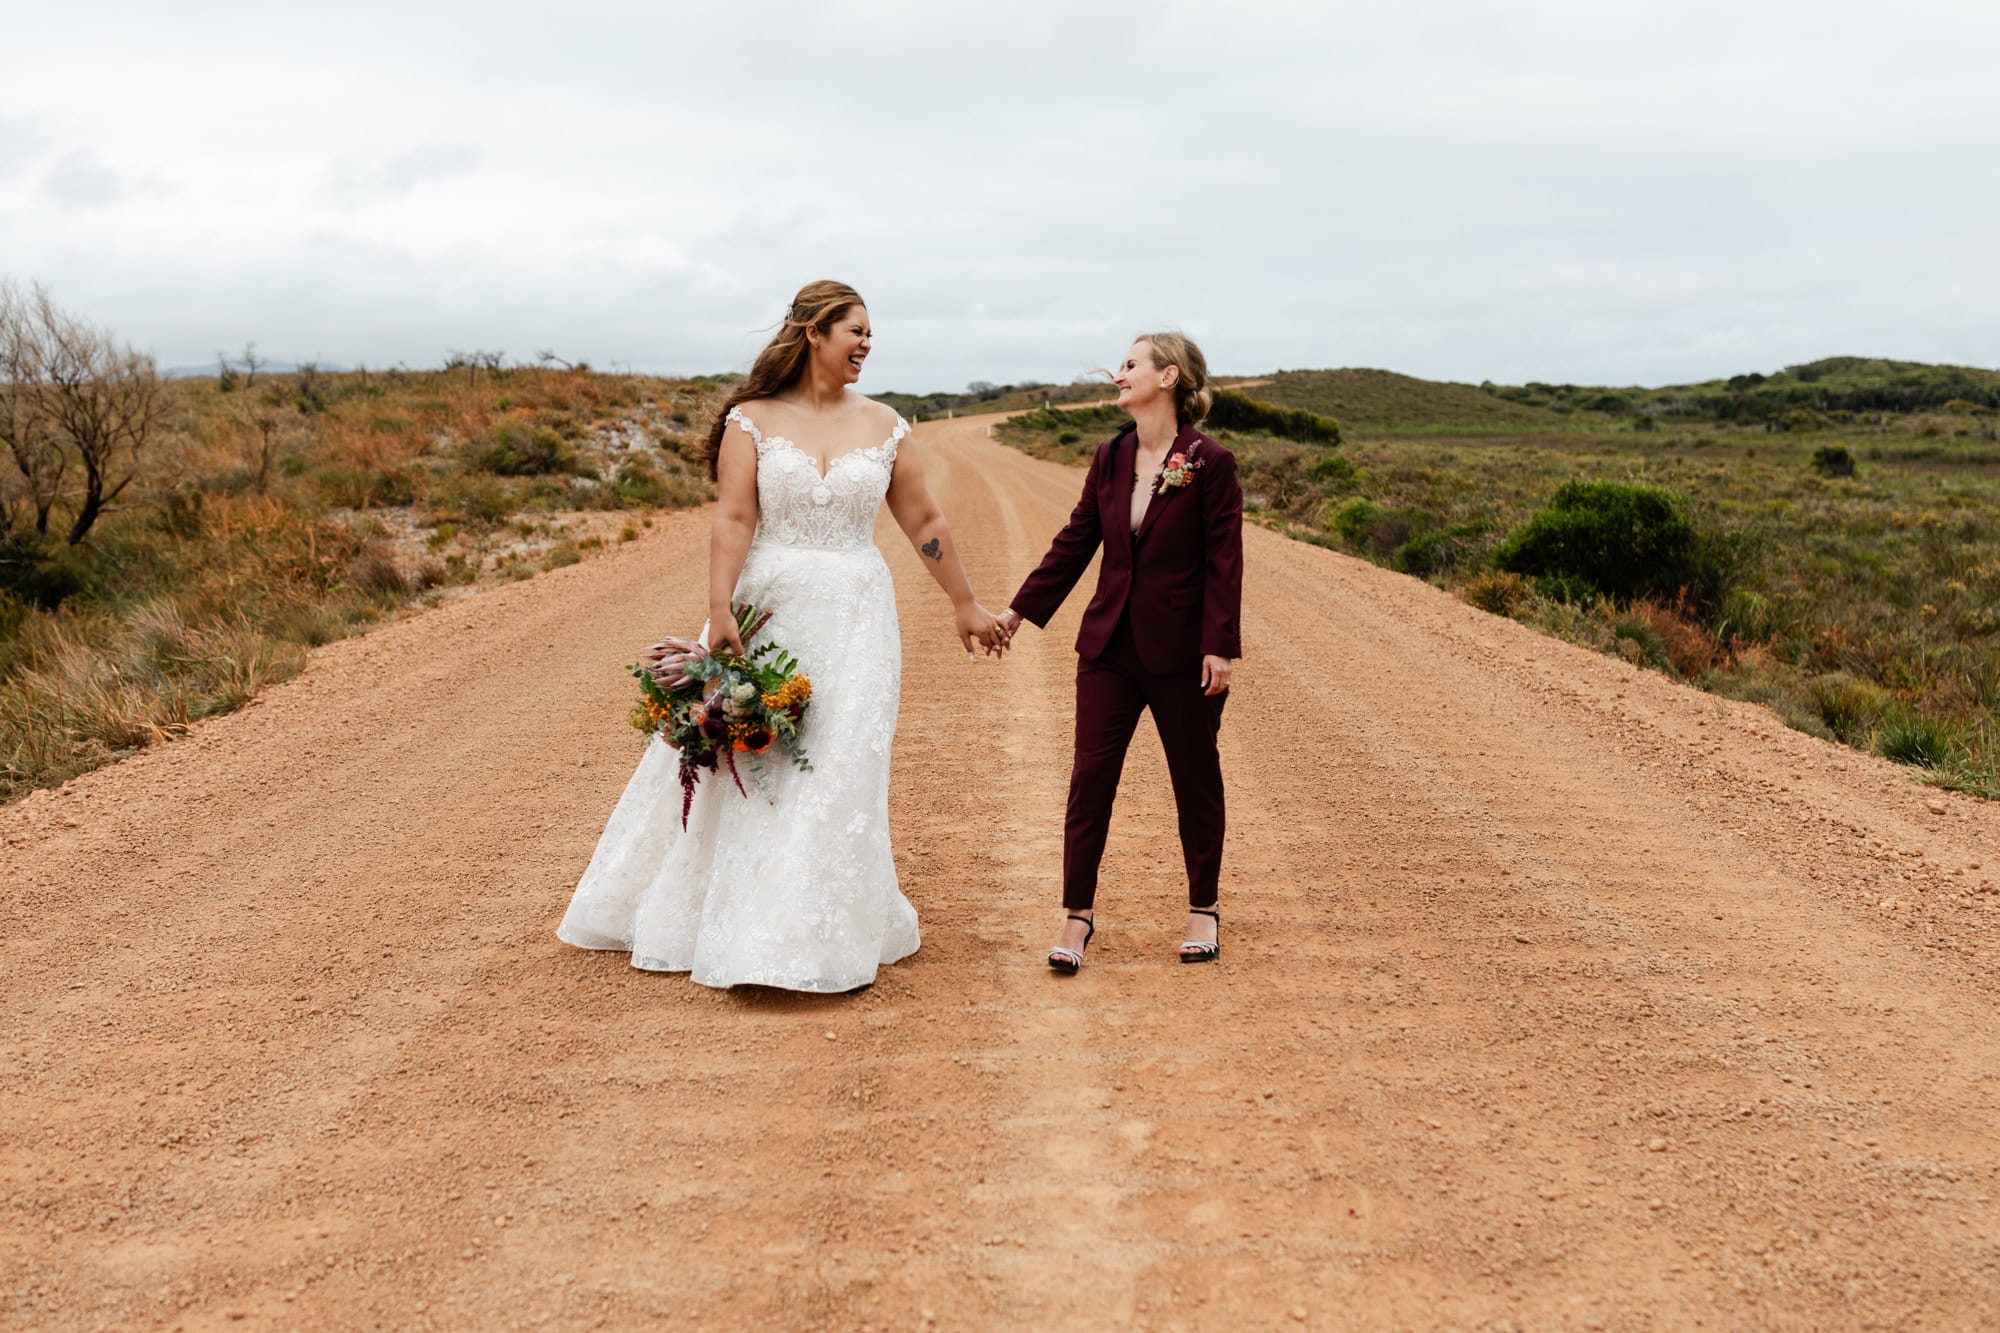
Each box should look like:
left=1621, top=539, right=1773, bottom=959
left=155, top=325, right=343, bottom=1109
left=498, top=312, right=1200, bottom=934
left=3, top=412, right=1997, bottom=1330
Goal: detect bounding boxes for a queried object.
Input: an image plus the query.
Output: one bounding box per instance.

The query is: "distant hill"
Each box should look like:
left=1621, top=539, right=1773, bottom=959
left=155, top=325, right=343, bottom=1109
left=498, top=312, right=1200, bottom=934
left=1611, top=357, right=1998, bottom=421
left=1239, top=368, right=1569, bottom=432
left=875, top=379, right=1110, bottom=420
left=1234, top=358, right=2000, bottom=432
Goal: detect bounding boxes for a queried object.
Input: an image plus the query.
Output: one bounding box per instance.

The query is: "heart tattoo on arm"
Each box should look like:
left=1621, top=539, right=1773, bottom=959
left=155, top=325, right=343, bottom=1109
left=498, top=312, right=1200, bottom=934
left=921, top=538, right=941, bottom=562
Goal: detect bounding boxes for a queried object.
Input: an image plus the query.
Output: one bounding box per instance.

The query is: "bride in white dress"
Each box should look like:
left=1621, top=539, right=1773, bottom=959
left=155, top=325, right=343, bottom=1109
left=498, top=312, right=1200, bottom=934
left=556, top=280, right=1010, bottom=992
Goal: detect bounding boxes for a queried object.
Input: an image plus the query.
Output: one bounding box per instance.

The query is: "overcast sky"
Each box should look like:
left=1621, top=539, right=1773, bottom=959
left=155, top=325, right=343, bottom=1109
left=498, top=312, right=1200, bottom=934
left=4, top=0, right=1996, bottom=392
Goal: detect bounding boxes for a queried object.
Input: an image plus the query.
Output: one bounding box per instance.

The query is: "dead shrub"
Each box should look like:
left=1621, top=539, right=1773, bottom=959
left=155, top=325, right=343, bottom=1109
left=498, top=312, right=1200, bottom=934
left=1622, top=598, right=1727, bottom=677
left=343, top=544, right=408, bottom=596
left=1458, top=570, right=1531, bottom=618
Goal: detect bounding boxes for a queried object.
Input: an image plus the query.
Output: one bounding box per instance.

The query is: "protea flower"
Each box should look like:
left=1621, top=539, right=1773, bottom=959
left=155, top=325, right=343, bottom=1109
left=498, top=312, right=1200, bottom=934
left=640, top=635, right=706, bottom=691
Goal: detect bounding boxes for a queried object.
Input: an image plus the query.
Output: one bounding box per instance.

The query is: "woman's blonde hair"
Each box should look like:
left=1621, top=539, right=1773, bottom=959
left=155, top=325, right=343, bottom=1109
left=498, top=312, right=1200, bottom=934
left=700, top=279, right=865, bottom=479
left=1137, top=331, right=1212, bottom=426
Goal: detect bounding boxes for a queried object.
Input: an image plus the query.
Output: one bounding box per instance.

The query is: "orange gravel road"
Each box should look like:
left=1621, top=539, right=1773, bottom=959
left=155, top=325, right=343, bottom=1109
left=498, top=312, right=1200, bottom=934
left=4, top=412, right=1998, bottom=1330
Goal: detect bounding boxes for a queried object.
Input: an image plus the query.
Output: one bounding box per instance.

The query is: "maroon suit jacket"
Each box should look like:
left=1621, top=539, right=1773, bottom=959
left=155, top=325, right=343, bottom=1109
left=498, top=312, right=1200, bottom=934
left=1011, top=422, right=1244, bottom=675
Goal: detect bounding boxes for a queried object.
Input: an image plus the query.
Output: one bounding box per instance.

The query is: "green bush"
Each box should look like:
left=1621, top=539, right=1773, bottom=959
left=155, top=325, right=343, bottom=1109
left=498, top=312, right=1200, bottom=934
left=431, top=475, right=516, bottom=525
left=1494, top=480, right=1705, bottom=605
left=611, top=461, right=672, bottom=508
left=1307, top=454, right=1358, bottom=488
left=1610, top=613, right=1672, bottom=671
left=1811, top=444, right=1856, bottom=478
left=1206, top=389, right=1342, bottom=444
left=1393, top=529, right=1456, bottom=577
left=1810, top=672, right=1891, bottom=744
left=1325, top=497, right=1382, bottom=544
left=1876, top=714, right=1956, bottom=768
left=466, top=423, right=582, bottom=476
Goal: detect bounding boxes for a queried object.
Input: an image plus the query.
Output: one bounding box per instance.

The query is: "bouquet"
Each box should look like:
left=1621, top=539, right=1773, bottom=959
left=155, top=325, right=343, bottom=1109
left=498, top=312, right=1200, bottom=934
left=629, top=603, right=813, bottom=827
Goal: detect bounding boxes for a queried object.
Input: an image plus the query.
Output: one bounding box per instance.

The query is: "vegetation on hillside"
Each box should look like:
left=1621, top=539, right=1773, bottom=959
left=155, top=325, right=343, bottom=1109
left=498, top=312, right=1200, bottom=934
left=999, top=362, right=2000, bottom=797
left=875, top=378, right=1111, bottom=421
left=1243, top=368, right=1571, bottom=434
left=1490, top=357, right=2000, bottom=425
left=1, top=288, right=718, bottom=800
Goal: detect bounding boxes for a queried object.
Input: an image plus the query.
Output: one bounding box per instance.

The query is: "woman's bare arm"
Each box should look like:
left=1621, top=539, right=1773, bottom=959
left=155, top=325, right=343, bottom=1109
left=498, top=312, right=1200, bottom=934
left=882, top=424, right=1008, bottom=655
left=706, top=417, right=759, bottom=654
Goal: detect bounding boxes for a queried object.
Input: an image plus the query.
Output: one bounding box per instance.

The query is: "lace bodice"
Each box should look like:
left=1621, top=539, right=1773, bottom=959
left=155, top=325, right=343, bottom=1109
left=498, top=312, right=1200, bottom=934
left=727, top=406, right=906, bottom=550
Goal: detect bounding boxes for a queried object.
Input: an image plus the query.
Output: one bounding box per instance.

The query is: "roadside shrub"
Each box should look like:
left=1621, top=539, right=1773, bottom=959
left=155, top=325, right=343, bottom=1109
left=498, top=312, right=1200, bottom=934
left=271, top=600, right=359, bottom=647
left=1458, top=570, right=1531, bottom=618
left=1810, top=444, right=1856, bottom=477
left=1393, top=529, right=1456, bottom=577
left=609, top=461, right=671, bottom=507
left=1494, top=480, right=1703, bottom=605
left=430, top=475, right=515, bottom=525
left=0, top=535, right=88, bottom=610
left=1307, top=454, right=1358, bottom=488
left=1244, top=451, right=1309, bottom=510
left=1610, top=613, right=1671, bottom=671
left=343, top=545, right=409, bottom=597
left=314, top=466, right=414, bottom=509
left=1876, top=714, right=1955, bottom=768
left=1621, top=598, right=1726, bottom=677
left=1358, top=509, right=1421, bottom=558
left=1810, top=671, right=1891, bottom=744
left=1718, top=587, right=1779, bottom=644
left=1325, top=496, right=1382, bottom=544
left=466, top=423, right=581, bottom=476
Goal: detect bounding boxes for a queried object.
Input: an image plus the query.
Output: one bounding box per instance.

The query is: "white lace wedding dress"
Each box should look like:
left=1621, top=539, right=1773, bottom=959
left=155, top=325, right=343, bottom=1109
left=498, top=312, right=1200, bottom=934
left=555, top=405, right=920, bottom=991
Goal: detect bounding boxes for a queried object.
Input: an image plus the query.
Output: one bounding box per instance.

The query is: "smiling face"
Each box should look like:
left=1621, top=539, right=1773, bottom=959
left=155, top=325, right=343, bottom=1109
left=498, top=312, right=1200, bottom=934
left=1113, top=339, right=1177, bottom=416
left=808, top=303, right=871, bottom=385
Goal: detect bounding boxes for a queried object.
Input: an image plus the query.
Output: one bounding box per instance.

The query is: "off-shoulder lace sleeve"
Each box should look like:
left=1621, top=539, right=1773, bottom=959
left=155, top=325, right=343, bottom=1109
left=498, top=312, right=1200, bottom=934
left=725, top=406, right=767, bottom=451
left=881, top=415, right=909, bottom=466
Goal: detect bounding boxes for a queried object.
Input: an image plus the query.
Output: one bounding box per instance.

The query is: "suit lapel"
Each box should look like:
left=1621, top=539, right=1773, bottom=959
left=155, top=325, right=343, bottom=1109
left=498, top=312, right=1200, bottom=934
left=1133, top=424, right=1197, bottom=547
left=1109, top=428, right=1138, bottom=563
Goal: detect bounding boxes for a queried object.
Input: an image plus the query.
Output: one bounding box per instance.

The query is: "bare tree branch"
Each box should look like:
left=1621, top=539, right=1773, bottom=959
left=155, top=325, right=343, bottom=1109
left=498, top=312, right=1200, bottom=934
left=27, top=286, right=161, bottom=544
left=0, top=280, right=68, bottom=537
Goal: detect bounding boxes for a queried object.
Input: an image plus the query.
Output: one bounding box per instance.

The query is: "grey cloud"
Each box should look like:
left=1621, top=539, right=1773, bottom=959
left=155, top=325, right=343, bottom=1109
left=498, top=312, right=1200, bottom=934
left=323, top=145, right=481, bottom=208
left=39, top=150, right=145, bottom=208
left=0, top=116, right=44, bottom=180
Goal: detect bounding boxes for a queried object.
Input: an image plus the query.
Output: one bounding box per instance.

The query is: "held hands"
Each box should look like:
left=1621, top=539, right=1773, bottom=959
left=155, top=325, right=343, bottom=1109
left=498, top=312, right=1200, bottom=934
left=1201, top=654, right=1234, bottom=696
left=957, top=602, right=1016, bottom=659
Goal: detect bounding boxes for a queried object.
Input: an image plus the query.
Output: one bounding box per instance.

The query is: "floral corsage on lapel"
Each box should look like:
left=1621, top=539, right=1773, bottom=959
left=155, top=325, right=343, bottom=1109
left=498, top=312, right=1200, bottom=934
left=1154, top=442, right=1205, bottom=495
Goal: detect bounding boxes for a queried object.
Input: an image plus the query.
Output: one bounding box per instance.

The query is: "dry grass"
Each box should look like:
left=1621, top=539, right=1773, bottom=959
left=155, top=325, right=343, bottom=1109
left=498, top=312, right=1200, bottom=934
left=997, top=389, right=2000, bottom=798
left=2, top=366, right=722, bottom=800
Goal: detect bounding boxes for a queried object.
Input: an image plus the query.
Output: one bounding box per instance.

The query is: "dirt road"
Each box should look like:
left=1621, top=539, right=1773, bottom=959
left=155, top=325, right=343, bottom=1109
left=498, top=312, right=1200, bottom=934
left=4, top=413, right=1997, bottom=1330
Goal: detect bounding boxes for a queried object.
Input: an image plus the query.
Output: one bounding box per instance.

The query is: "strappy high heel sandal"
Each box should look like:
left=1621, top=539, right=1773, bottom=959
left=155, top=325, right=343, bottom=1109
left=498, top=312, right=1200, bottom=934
left=1178, top=908, right=1221, bottom=964
left=1047, top=914, right=1096, bottom=974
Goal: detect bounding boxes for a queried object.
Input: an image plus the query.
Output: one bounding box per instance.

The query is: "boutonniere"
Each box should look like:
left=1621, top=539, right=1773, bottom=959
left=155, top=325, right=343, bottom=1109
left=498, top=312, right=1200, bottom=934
left=1155, top=444, right=1205, bottom=494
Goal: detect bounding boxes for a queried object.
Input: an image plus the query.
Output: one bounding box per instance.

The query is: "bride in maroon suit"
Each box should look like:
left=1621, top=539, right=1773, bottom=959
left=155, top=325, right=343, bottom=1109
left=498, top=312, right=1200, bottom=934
left=998, top=332, right=1244, bottom=970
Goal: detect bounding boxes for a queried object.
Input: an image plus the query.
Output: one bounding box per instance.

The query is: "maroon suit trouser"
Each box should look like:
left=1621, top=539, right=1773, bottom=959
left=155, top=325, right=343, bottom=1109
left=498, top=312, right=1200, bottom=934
left=1064, top=615, right=1228, bottom=911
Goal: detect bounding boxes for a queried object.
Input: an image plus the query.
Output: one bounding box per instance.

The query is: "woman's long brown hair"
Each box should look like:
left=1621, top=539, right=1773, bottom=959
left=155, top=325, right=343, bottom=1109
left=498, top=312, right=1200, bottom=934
left=699, top=280, right=865, bottom=479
